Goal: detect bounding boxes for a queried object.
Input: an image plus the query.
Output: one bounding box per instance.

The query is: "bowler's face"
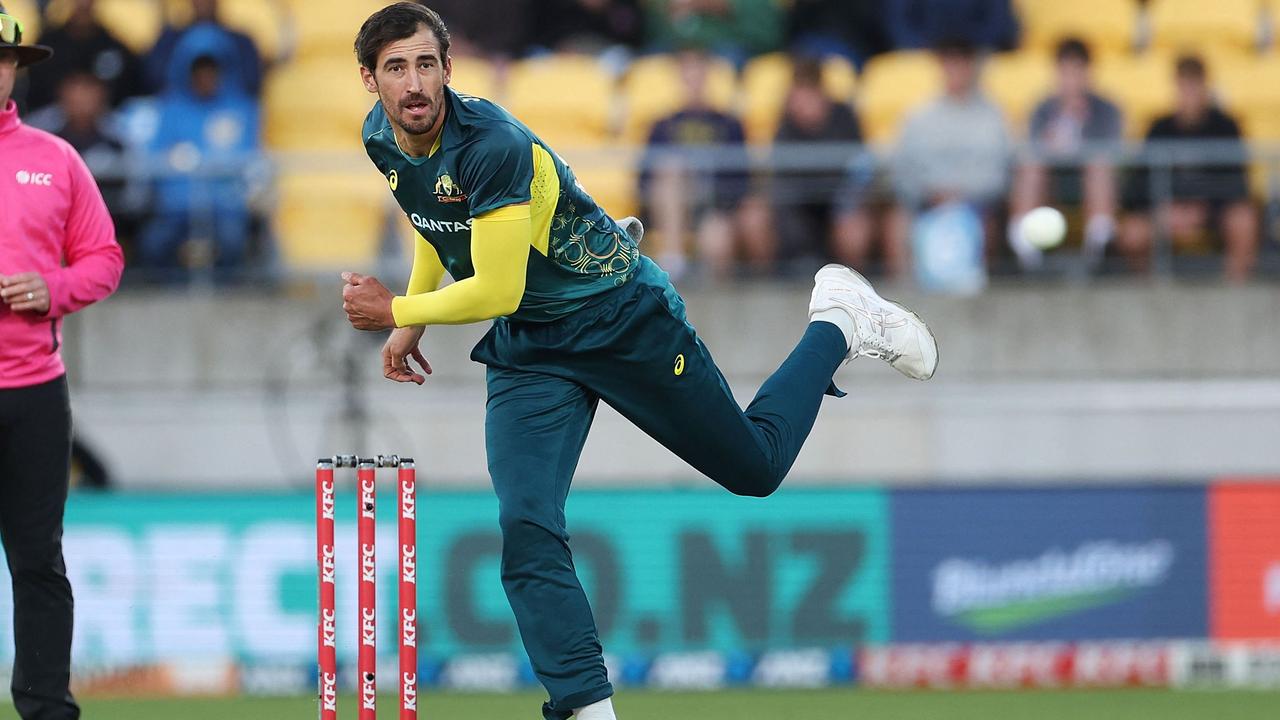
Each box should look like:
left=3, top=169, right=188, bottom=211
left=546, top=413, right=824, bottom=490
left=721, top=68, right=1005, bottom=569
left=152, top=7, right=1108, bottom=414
left=362, top=26, right=452, bottom=138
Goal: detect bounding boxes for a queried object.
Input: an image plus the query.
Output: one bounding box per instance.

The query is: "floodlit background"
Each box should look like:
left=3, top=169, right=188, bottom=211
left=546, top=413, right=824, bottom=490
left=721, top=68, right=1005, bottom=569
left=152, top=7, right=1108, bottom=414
left=2, top=0, right=1279, bottom=717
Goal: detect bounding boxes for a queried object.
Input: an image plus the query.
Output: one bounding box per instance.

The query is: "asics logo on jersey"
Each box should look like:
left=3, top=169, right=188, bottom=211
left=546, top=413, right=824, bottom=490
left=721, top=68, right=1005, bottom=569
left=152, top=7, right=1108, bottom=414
left=674, top=354, right=685, bottom=376
left=434, top=173, right=467, bottom=203
left=388, top=170, right=398, bottom=191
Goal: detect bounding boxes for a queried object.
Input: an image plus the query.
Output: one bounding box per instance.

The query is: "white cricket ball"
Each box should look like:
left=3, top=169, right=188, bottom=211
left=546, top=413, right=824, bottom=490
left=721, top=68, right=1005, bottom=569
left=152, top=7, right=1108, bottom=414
left=1019, top=206, right=1067, bottom=250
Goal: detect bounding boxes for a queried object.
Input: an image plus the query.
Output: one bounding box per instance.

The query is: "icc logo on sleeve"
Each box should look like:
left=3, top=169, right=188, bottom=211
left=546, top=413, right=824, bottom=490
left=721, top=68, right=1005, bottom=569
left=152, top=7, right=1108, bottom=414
left=15, top=170, right=54, bottom=186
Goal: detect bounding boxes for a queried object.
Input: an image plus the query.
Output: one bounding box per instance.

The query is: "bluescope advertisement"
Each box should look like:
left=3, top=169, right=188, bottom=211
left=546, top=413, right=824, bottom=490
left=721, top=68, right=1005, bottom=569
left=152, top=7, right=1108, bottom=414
left=890, top=487, right=1209, bottom=642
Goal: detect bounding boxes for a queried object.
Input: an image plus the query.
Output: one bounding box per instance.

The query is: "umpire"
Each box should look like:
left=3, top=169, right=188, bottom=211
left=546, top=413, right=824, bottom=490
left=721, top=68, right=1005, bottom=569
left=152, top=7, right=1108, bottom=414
left=0, top=4, right=123, bottom=718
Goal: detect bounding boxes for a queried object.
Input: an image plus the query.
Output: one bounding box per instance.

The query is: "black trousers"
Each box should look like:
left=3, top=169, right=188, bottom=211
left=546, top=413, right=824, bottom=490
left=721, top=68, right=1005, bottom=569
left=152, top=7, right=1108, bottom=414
left=0, top=376, right=78, bottom=720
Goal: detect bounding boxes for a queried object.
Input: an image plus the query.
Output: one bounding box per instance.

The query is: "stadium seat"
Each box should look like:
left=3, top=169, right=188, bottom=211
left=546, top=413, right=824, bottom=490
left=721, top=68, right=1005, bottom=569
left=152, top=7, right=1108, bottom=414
left=7, top=0, right=39, bottom=41
left=566, top=154, right=640, bottom=221
left=1148, top=0, right=1262, bottom=55
left=983, top=49, right=1054, bottom=135
left=741, top=53, right=793, bottom=144
left=156, top=0, right=291, bottom=62
left=856, top=51, right=940, bottom=144
left=620, top=53, right=736, bottom=144
left=1094, top=52, right=1178, bottom=138
left=1018, top=0, right=1139, bottom=56
left=289, top=0, right=384, bottom=61
left=1213, top=52, right=1280, bottom=124
left=42, top=0, right=163, bottom=53
left=447, top=56, right=500, bottom=103
left=264, top=59, right=376, bottom=151
left=822, top=55, right=857, bottom=103
left=506, top=55, right=616, bottom=149
left=274, top=169, right=391, bottom=269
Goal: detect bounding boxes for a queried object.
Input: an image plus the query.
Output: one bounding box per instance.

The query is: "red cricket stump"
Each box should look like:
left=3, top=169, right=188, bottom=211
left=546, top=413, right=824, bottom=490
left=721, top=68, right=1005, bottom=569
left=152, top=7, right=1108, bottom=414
left=399, top=460, right=419, bottom=719
left=316, top=460, right=339, bottom=720
left=317, top=454, right=417, bottom=718
left=358, top=459, right=378, bottom=720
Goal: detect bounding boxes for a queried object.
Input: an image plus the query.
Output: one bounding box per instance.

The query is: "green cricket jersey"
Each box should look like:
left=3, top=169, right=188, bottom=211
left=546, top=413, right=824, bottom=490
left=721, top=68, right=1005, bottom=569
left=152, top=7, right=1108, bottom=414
left=362, top=86, right=640, bottom=322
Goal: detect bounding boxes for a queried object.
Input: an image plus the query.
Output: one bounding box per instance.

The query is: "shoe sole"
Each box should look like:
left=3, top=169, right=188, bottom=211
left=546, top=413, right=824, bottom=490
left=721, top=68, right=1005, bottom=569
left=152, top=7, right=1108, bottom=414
left=816, top=265, right=940, bottom=381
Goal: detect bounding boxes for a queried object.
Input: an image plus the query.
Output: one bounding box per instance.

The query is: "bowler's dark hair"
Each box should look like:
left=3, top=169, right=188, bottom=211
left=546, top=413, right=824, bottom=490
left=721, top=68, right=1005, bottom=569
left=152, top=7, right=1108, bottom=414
left=1055, top=37, right=1091, bottom=65
left=354, top=2, right=451, bottom=71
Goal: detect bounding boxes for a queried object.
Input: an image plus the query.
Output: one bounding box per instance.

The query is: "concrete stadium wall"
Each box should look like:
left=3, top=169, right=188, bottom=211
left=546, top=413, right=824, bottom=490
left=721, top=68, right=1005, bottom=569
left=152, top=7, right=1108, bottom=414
left=61, top=281, right=1280, bottom=488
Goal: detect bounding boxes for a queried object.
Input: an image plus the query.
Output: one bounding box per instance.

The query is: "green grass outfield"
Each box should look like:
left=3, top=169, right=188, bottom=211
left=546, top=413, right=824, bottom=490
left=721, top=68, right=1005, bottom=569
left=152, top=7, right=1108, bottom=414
left=4, top=689, right=1279, bottom=720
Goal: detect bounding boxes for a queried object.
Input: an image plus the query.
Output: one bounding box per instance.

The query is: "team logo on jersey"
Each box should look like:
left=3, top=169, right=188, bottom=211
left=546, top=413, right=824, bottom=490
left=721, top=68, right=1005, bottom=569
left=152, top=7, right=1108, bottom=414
left=388, top=170, right=398, bottom=191
left=434, top=173, right=467, bottom=203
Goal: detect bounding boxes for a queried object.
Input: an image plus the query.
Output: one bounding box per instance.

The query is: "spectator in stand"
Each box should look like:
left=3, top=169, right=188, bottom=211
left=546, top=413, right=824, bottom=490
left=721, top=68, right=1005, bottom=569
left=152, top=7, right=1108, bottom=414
left=145, top=0, right=261, bottom=96
left=645, top=0, right=782, bottom=64
left=535, top=0, right=643, bottom=55
left=23, top=0, right=143, bottom=111
left=137, top=25, right=260, bottom=278
left=1119, top=55, right=1258, bottom=282
left=1008, top=38, right=1123, bottom=269
left=25, top=71, right=140, bottom=245
left=768, top=56, right=875, bottom=273
left=889, top=38, right=1011, bottom=278
left=884, top=0, right=1019, bottom=51
left=787, top=0, right=885, bottom=67
left=426, top=0, right=532, bottom=59
left=639, top=48, right=769, bottom=279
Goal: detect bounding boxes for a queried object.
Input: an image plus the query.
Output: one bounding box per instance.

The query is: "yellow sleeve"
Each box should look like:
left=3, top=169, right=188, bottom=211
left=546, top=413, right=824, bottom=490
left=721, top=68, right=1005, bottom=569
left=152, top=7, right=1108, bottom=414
left=390, top=204, right=531, bottom=327
left=405, top=231, right=446, bottom=295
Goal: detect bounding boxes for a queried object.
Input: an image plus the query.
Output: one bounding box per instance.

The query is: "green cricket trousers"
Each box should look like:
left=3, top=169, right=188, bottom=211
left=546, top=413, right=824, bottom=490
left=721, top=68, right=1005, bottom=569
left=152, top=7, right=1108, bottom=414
left=470, top=257, right=846, bottom=719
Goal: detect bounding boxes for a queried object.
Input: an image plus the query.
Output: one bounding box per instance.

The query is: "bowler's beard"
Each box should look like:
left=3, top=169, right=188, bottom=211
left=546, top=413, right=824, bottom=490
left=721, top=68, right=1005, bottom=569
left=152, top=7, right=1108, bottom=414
left=390, top=90, right=442, bottom=136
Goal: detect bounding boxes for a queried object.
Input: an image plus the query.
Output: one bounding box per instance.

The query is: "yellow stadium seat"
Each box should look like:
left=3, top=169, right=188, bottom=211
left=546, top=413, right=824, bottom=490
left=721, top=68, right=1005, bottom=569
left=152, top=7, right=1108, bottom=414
left=1019, top=0, right=1139, bottom=56
left=219, top=0, right=291, bottom=63
left=506, top=55, right=615, bottom=149
left=43, top=0, right=163, bottom=53
left=983, top=49, right=1054, bottom=136
left=264, top=59, right=376, bottom=151
left=1094, top=52, right=1178, bottom=138
left=822, top=55, right=857, bottom=102
left=620, top=53, right=736, bottom=143
left=7, top=0, right=40, bottom=41
left=275, top=169, right=391, bottom=269
left=290, top=0, right=384, bottom=61
left=857, top=51, right=940, bottom=144
left=447, top=56, right=499, bottom=102
left=1148, top=0, right=1262, bottom=55
left=1213, top=52, right=1280, bottom=122
left=564, top=153, right=640, bottom=220
left=741, top=52, right=792, bottom=144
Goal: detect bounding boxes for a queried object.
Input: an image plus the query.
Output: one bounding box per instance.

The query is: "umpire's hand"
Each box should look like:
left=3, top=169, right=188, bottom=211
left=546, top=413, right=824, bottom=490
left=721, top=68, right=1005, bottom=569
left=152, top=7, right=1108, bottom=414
left=0, top=272, right=51, bottom=314
left=341, top=272, right=396, bottom=331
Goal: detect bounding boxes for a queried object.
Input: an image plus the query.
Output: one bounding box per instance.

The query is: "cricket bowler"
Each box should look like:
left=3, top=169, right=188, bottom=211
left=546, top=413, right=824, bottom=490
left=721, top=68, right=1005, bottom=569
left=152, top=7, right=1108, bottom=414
left=340, top=5, right=937, bottom=718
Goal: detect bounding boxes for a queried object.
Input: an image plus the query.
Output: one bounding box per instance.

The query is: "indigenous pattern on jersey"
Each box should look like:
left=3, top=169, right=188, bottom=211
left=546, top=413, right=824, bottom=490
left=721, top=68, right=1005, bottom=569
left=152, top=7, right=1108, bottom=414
left=363, top=86, right=639, bottom=322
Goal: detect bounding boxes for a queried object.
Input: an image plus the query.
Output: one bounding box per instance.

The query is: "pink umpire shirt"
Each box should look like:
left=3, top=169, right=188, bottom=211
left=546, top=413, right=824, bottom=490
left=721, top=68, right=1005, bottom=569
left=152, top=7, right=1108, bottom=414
left=0, top=99, right=123, bottom=389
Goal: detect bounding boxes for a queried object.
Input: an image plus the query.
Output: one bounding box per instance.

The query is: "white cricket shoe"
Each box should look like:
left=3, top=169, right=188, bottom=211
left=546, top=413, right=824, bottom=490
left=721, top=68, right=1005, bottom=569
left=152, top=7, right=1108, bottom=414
left=809, top=264, right=939, bottom=380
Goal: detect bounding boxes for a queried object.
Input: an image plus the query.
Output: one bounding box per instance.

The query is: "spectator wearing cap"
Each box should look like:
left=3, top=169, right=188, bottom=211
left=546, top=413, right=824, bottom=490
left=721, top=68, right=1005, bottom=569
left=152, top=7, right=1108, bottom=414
left=0, top=4, right=124, bottom=718
left=23, top=0, right=144, bottom=112
left=888, top=38, right=1011, bottom=277
left=1120, top=55, right=1258, bottom=282
left=1009, top=37, right=1123, bottom=269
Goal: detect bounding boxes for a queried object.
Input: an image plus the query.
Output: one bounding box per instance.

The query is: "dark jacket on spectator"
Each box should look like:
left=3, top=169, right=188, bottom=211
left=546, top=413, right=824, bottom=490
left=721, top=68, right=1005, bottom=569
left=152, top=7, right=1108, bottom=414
left=24, top=20, right=143, bottom=110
